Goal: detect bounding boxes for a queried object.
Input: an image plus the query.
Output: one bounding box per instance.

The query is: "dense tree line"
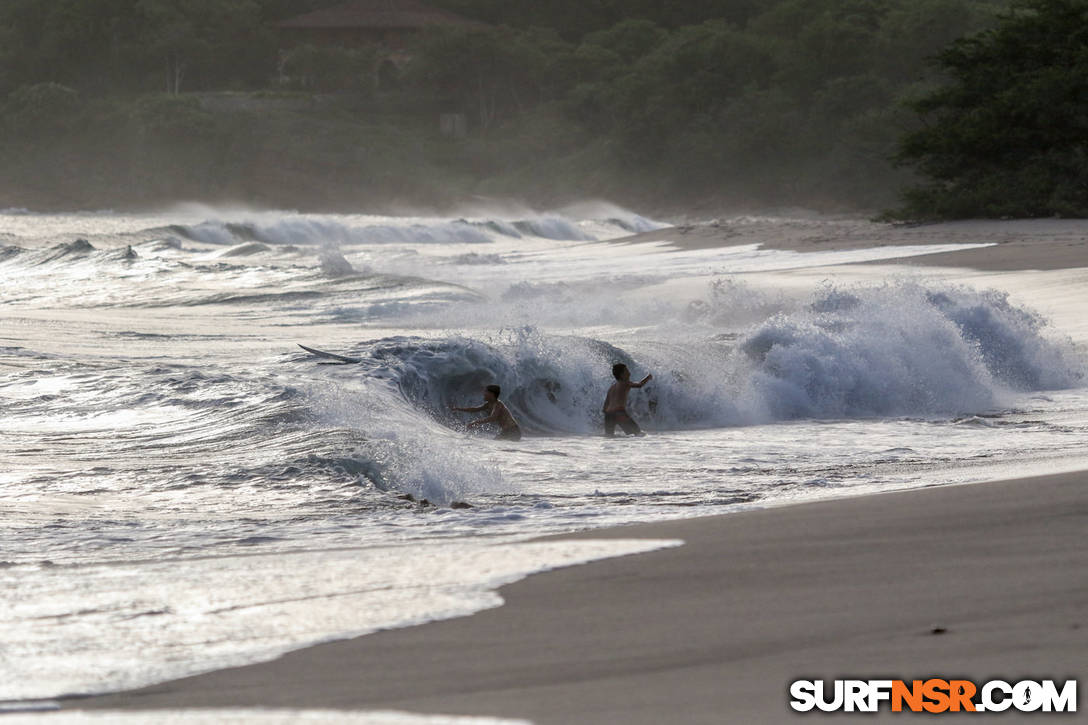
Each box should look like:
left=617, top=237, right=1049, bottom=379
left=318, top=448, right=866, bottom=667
left=414, top=0, right=1007, bottom=205
left=0, top=0, right=1037, bottom=213
left=431, top=0, right=772, bottom=40
left=892, top=0, right=1088, bottom=218
left=0, top=1, right=339, bottom=94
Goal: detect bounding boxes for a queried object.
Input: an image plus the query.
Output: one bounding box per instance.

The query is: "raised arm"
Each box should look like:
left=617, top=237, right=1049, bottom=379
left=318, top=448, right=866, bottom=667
left=631, top=373, right=653, bottom=388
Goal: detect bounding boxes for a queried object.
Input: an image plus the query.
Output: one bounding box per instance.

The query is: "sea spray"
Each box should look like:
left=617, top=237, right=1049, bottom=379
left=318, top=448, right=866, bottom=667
left=8, top=208, right=1088, bottom=706
left=302, top=372, right=508, bottom=504
left=162, top=211, right=636, bottom=248
left=310, top=282, right=1084, bottom=444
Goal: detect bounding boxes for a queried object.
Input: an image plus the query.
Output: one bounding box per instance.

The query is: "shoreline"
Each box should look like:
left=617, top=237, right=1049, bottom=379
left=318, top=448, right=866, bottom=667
left=18, top=211, right=1088, bottom=721
left=7, top=204, right=1087, bottom=272
left=63, top=469, right=1088, bottom=722
left=619, top=217, right=1088, bottom=271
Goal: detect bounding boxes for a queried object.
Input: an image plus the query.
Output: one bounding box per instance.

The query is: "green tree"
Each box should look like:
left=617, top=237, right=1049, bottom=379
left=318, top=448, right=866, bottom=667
left=133, top=0, right=270, bottom=94
left=280, top=44, right=377, bottom=92
left=2, top=83, right=83, bottom=138
left=582, top=19, right=668, bottom=63
left=0, top=0, right=277, bottom=94
left=408, top=27, right=558, bottom=131
left=892, top=0, right=1088, bottom=218
left=595, top=20, right=776, bottom=166
left=432, top=0, right=774, bottom=39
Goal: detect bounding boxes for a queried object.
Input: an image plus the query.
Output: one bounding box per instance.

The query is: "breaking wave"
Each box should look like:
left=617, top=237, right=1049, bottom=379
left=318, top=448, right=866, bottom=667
left=158, top=211, right=651, bottom=249
left=167, top=218, right=494, bottom=247
left=314, top=283, right=1083, bottom=441
left=734, top=284, right=1081, bottom=420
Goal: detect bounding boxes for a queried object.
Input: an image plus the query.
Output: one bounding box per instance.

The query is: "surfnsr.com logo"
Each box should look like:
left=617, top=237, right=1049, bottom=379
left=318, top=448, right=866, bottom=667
left=789, top=679, right=1077, bottom=713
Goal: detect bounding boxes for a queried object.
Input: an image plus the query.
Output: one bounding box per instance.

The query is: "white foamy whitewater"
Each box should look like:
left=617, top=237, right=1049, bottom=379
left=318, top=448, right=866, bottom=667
left=2, top=206, right=1087, bottom=705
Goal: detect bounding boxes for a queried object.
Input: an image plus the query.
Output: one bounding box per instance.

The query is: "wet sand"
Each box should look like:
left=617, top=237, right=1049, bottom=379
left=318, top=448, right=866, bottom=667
left=54, top=218, right=1088, bottom=722
left=67, top=470, right=1088, bottom=723
left=623, top=217, right=1088, bottom=271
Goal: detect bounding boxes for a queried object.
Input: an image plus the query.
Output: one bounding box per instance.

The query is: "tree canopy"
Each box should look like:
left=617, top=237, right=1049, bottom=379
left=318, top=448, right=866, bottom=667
left=892, top=0, right=1088, bottom=219
left=0, top=0, right=1023, bottom=211
left=406, top=0, right=1005, bottom=203
left=0, top=0, right=329, bottom=94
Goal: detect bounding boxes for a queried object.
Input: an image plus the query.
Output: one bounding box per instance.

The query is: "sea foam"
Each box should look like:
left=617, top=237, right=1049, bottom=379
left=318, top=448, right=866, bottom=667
left=326, top=283, right=1083, bottom=440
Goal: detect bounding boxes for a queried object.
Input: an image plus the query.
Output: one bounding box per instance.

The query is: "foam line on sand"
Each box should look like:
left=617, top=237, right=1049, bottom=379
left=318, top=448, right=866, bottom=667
left=64, top=470, right=1087, bottom=723
left=626, top=217, right=1088, bottom=271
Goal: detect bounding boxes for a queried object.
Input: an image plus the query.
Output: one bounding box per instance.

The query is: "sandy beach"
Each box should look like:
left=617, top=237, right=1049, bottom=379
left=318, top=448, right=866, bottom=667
left=8, top=0, right=1088, bottom=719
left=39, top=218, right=1086, bottom=722
left=623, top=217, right=1088, bottom=271
left=65, top=469, right=1086, bottom=722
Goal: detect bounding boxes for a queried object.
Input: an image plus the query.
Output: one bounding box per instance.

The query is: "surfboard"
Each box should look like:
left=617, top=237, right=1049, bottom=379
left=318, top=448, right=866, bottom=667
left=297, top=344, right=362, bottom=364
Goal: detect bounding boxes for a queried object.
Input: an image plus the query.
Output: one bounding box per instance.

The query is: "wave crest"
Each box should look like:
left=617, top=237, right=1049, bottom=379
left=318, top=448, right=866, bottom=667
left=161, top=212, right=631, bottom=249
left=325, top=284, right=1083, bottom=435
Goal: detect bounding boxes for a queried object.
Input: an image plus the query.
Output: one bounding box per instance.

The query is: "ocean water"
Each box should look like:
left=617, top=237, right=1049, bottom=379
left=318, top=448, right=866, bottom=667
left=2, top=206, right=1087, bottom=705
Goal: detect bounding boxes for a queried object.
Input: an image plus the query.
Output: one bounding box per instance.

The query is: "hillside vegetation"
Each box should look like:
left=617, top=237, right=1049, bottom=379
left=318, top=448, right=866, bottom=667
left=0, top=0, right=1018, bottom=213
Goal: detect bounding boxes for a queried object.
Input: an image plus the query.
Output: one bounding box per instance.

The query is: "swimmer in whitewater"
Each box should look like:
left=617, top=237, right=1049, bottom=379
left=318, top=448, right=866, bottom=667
left=452, top=384, right=522, bottom=441
left=603, top=363, right=652, bottom=437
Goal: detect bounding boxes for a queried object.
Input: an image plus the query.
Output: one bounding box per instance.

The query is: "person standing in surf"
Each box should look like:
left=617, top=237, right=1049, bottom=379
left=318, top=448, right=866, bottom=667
left=452, top=385, right=522, bottom=441
left=603, top=363, right=652, bottom=437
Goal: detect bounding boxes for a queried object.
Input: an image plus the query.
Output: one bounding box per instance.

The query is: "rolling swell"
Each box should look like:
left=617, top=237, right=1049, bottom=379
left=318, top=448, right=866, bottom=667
left=164, top=215, right=591, bottom=248
left=0, top=229, right=479, bottom=311
left=158, top=211, right=651, bottom=249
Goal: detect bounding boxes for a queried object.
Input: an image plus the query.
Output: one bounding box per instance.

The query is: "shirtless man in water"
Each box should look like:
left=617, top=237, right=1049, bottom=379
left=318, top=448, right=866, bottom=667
left=603, top=363, right=652, bottom=437
left=452, top=385, right=522, bottom=441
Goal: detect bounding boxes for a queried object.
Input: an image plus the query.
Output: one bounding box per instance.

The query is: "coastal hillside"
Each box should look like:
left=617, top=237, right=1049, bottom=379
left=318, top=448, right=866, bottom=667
left=0, top=0, right=1026, bottom=213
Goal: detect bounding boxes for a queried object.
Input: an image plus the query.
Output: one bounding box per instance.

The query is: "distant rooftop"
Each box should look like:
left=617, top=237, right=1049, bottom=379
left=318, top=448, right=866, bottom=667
left=279, top=0, right=483, bottom=30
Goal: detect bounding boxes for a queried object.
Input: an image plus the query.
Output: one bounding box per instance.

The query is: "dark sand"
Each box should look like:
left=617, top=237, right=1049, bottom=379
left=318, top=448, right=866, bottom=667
left=623, top=217, right=1088, bottom=271
left=68, top=471, right=1087, bottom=723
